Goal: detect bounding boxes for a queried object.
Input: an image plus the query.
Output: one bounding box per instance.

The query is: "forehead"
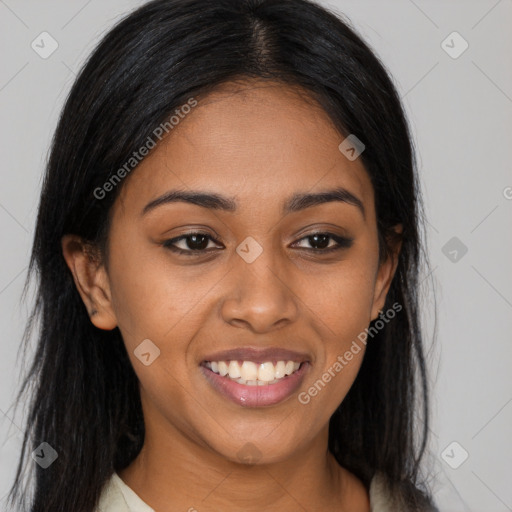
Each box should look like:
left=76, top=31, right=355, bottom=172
left=114, top=80, right=374, bottom=218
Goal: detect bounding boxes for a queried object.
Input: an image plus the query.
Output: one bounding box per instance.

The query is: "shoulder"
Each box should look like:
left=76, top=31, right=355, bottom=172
left=369, top=471, right=439, bottom=512
left=95, top=473, right=126, bottom=512
left=339, top=467, right=371, bottom=512
left=95, top=472, right=156, bottom=512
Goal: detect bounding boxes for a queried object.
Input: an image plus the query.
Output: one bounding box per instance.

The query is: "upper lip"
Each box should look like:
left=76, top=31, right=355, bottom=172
left=202, top=347, right=311, bottom=364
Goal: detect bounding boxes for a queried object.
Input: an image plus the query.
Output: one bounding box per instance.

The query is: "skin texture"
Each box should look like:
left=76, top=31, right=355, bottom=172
left=62, top=80, right=401, bottom=511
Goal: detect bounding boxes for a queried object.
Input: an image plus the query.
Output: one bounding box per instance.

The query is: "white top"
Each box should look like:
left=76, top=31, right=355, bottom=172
left=96, top=472, right=155, bottom=512
left=95, top=471, right=413, bottom=512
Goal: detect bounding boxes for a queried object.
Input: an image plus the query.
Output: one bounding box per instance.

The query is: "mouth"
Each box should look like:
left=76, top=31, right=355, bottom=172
left=199, top=348, right=310, bottom=407
left=203, top=359, right=303, bottom=385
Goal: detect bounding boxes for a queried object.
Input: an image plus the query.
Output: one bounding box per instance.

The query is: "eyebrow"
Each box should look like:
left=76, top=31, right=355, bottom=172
left=141, top=186, right=365, bottom=219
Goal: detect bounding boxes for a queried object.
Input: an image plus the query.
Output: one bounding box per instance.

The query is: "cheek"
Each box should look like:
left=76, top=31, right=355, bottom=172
left=298, top=249, right=377, bottom=405
left=303, top=255, right=378, bottom=338
left=107, top=235, right=211, bottom=345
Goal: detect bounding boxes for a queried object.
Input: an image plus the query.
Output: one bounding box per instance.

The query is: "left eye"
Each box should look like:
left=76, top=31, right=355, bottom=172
left=293, top=233, right=353, bottom=252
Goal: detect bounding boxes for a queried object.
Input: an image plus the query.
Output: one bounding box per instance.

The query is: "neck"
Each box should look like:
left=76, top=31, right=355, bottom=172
left=118, top=389, right=370, bottom=511
left=118, top=422, right=365, bottom=511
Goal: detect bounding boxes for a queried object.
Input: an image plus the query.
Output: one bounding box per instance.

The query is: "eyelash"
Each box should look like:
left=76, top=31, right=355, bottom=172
left=162, top=231, right=354, bottom=256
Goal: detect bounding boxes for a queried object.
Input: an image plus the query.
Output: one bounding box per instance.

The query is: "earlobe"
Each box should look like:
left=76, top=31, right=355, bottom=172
left=61, top=234, right=118, bottom=330
left=370, top=225, right=403, bottom=321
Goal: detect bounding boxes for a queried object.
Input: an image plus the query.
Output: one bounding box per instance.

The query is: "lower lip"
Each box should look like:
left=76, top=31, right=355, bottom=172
left=200, top=363, right=309, bottom=407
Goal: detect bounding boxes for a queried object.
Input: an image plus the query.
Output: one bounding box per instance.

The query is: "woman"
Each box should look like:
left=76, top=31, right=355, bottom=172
left=8, top=0, right=438, bottom=510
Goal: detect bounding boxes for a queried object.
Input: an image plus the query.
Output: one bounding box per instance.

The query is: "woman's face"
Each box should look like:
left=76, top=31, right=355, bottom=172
left=74, top=80, right=399, bottom=464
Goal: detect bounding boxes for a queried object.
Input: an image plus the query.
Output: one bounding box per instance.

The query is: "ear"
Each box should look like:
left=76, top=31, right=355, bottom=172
left=61, top=234, right=118, bottom=330
left=370, top=224, right=403, bottom=321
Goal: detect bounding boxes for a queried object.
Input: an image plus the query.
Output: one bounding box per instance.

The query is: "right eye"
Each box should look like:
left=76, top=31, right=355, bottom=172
left=163, top=232, right=223, bottom=255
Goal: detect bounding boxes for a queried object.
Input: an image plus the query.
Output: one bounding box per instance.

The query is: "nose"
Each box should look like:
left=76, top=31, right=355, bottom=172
left=220, top=249, right=300, bottom=333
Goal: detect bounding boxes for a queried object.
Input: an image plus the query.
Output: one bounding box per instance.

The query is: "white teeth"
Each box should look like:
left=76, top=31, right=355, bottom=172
left=258, top=362, right=275, bottom=382
left=205, top=359, right=303, bottom=385
left=274, top=361, right=286, bottom=379
left=218, top=361, right=229, bottom=377
left=240, top=361, right=258, bottom=381
left=228, top=360, right=241, bottom=379
left=284, top=361, right=295, bottom=376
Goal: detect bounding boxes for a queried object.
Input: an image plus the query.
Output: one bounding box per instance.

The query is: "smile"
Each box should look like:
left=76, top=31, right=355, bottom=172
left=201, top=359, right=309, bottom=407
left=203, top=360, right=302, bottom=385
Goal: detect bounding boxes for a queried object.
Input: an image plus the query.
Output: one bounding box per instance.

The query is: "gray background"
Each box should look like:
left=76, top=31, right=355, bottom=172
left=1, top=1, right=511, bottom=510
